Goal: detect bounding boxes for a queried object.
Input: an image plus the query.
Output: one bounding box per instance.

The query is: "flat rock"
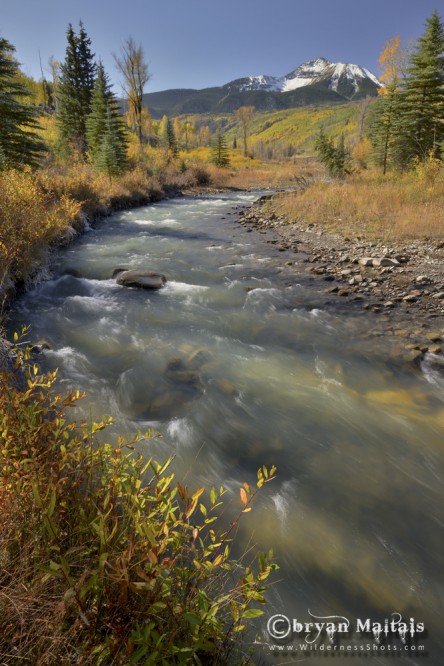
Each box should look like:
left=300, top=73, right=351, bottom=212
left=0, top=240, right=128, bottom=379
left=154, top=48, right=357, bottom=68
left=372, top=257, right=400, bottom=267
left=425, top=332, right=442, bottom=342
left=428, top=344, right=442, bottom=355
left=116, top=270, right=167, bottom=290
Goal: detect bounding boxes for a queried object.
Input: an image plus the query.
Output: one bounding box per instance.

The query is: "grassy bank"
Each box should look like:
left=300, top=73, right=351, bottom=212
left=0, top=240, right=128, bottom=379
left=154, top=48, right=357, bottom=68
left=272, top=166, right=444, bottom=241
left=0, top=156, right=289, bottom=663
left=0, top=156, right=310, bottom=312
left=0, top=162, right=209, bottom=306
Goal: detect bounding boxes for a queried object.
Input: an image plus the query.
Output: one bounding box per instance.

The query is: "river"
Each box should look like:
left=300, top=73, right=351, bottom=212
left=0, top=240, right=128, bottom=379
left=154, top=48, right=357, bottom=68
left=7, top=192, right=444, bottom=664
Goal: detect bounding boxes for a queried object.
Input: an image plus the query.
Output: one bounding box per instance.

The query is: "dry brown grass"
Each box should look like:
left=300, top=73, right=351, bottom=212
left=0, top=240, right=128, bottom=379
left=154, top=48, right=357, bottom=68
left=274, top=167, right=444, bottom=241
left=208, top=158, right=323, bottom=191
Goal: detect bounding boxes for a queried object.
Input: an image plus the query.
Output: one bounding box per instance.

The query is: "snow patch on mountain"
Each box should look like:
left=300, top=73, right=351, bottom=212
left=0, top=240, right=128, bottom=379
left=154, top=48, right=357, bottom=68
left=327, top=62, right=381, bottom=93
left=237, top=75, right=282, bottom=92
left=232, top=58, right=381, bottom=97
left=281, top=58, right=332, bottom=92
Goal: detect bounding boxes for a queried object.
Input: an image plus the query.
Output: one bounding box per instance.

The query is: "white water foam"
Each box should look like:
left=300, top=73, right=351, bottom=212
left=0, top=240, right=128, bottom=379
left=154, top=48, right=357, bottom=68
left=45, top=346, right=91, bottom=376
left=421, top=353, right=444, bottom=393
left=243, top=287, right=282, bottom=312
left=64, top=294, right=119, bottom=314
left=161, top=218, right=180, bottom=226
left=166, top=417, right=194, bottom=447
left=164, top=281, right=209, bottom=294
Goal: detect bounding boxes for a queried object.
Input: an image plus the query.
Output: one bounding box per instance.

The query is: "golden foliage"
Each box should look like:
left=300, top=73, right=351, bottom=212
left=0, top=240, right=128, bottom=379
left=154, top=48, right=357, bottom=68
left=0, top=349, right=277, bottom=663
left=378, top=36, right=407, bottom=93
left=0, top=168, right=81, bottom=285
left=352, top=137, right=372, bottom=169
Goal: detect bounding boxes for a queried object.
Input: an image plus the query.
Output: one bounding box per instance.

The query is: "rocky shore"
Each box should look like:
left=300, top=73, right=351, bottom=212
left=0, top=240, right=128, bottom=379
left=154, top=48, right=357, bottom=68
left=234, top=193, right=444, bottom=367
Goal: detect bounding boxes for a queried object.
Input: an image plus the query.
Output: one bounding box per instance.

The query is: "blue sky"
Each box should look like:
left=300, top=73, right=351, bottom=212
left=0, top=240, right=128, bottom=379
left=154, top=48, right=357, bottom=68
left=1, top=0, right=440, bottom=93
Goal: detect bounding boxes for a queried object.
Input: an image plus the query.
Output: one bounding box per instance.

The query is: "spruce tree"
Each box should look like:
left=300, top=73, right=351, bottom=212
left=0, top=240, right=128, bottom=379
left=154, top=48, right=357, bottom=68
left=210, top=130, right=230, bottom=168
left=162, top=117, right=178, bottom=157
left=94, top=107, right=128, bottom=179
left=393, top=11, right=444, bottom=167
left=0, top=37, right=45, bottom=168
left=368, top=79, right=402, bottom=174
left=57, top=22, right=96, bottom=157
left=86, top=62, right=128, bottom=171
left=315, top=129, right=350, bottom=178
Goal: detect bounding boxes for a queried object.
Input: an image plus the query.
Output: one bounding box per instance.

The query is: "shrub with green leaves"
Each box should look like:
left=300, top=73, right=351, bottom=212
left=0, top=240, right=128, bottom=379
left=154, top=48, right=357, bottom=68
left=0, top=339, right=278, bottom=664
left=315, top=129, right=351, bottom=179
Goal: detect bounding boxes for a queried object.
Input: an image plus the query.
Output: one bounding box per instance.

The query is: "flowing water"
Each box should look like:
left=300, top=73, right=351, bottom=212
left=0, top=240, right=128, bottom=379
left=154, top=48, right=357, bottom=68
left=8, top=192, right=444, bottom=664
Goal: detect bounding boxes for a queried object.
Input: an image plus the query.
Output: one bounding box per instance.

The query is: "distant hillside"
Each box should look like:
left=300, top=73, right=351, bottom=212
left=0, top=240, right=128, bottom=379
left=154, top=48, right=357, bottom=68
left=142, top=57, right=380, bottom=118
left=184, top=101, right=372, bottom=160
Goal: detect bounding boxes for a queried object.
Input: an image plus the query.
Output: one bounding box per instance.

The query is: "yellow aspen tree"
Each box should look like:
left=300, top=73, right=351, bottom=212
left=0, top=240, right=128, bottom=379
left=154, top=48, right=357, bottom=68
left=235, top=105, right=255, bottom=156
left=378, top=36, right=407, bottom=93
left=173, top=117, right=181, bottom=149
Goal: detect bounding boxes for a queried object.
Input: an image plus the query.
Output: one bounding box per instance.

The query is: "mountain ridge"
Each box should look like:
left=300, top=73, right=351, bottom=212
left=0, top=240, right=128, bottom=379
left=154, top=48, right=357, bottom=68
left=142, top=57, right=381, bottom=118
left=228, top=57, right=381, bottom=95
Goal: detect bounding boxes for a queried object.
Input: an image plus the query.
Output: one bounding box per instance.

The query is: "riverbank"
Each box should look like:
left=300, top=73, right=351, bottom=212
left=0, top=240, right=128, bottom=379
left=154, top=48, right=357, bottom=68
left=0, top=160, right=302, bottom=316
left=0, top=166, right=201, bottom=313
left=234, top=193, right=444, bottom=367
left=1, top=190, right=283, bottom=665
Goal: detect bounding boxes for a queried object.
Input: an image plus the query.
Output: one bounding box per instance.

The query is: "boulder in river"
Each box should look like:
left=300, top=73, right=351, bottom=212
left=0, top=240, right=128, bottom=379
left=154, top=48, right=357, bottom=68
left=30, top=340, right=53, bottom=353
left=116, top=269, right=167, bottom=290
left=112, top=267, right=129, bottom=279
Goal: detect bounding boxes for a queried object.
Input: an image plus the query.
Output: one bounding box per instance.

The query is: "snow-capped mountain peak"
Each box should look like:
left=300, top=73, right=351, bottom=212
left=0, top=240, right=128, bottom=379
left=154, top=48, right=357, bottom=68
left=226, top=57, right=381, bottom=99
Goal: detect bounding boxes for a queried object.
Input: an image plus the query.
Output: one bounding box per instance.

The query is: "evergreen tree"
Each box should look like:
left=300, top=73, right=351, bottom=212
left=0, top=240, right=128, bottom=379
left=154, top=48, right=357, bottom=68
left=368, top=79, right=402, bottom=174
left=57, top=22, right=96, bottom=157
left=315, top=129, right=351, bottom=178
left=0, top=37, right=45, bottom=168
left=94, top=107, right=128, bottom=179
left=393, top=11, right=444, bottom=167
left=210, top=130, right=230, bottom=168
left=162, top=117, right=178, bottom=157
left=86, top=62, right=128, bottom=171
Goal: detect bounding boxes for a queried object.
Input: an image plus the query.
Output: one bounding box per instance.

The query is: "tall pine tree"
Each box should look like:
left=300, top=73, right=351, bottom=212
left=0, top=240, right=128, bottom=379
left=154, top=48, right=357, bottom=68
left=369, top=78, right=402, bottom=174
left=0, top=37, right=45, bottom=168
left=210, top=130, right=230, bottom=168
left=393, top=11, right=444, bottom=167
left=94, top=107, right=128, bottom=179
left=86, top=61, right=128, bottom=172
left=57, top=22, right=96, bottom=157
left=161, top=117, right=178, bottom=157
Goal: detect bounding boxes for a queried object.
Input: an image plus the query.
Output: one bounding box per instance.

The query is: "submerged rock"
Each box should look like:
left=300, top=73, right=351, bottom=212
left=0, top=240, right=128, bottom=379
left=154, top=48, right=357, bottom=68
left=30, top=340, right=53, bottom=353
left=116, top=269, right=167, bottom=290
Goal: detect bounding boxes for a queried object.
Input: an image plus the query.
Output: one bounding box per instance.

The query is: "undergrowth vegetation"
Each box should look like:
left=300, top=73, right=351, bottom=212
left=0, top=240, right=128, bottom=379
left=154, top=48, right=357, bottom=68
left=0, top=342, right=278, bottom=665
left=273, top=161, right=444, bottom=240
left=0, top=160, right=211, bottom=303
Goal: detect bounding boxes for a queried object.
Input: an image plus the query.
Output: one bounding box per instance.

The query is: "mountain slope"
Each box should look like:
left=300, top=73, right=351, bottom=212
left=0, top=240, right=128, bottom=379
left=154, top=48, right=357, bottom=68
left=142, top=57, right=381, bottom=117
